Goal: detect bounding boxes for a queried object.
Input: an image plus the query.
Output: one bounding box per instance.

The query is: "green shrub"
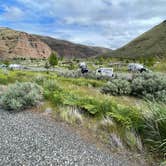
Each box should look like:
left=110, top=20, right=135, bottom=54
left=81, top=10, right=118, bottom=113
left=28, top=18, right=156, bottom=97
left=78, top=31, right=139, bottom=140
left=0, top=82, right=43, bottom=110
left=101, top=73, right=166, bottom=102
left=101, top=79, right=131, bottom=95
left=48, top=52, right=58, bottom=66
left=131, top=73, right=166, bottom=102
left=43, top=79, right=62, bottom=104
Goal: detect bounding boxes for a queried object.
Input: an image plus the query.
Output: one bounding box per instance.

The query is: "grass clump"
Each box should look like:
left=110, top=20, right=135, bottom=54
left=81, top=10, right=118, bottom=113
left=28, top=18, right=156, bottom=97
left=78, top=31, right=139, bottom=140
left=59, top=77, right=105, bottom=88
left=0, top=82, right=43, bottom=110
left=59, top=107, right=83, bottom=124
left=140, top=103, right=166, bottom=156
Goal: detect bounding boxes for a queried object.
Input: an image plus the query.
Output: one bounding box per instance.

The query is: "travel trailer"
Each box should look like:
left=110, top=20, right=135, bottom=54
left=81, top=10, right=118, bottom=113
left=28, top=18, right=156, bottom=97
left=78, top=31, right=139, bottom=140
left=128, top=63, right=148, bottom=72
left=9, top=64, right=23, bottom=70
left=96, top=68, right=114, bottom=77
left=79, top=62, right=88, bottom=74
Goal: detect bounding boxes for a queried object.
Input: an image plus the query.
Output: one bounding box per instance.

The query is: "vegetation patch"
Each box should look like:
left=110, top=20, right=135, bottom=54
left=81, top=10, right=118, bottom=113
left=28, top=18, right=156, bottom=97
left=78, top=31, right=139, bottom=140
left=131, top=73, right=166, bottom=102
left=0, top=69, right=165, bottom=160
left=0, top=82, right=43, bottom=110
left=140, top=103, right=166, bottom=156
left=101, top=79, right=131, bottom=95
left=101, top=73, right=166, bottom=102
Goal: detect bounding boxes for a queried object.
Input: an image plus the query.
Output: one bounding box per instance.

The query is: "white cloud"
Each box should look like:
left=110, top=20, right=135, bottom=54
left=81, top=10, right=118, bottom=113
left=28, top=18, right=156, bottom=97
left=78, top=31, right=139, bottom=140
left=2, top=0, right=166, bottom=48
left=0, top=6, right=24, bottom=21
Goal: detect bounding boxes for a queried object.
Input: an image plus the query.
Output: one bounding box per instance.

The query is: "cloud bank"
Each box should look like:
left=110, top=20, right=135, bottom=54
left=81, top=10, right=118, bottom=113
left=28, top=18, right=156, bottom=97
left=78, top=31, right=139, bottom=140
left=0, top=0, right=165, bottom=49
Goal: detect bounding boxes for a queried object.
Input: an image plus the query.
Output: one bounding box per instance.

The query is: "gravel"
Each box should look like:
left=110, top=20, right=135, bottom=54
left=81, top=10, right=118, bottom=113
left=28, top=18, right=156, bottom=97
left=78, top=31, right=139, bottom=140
left=0, top=109, right=144, bottom=166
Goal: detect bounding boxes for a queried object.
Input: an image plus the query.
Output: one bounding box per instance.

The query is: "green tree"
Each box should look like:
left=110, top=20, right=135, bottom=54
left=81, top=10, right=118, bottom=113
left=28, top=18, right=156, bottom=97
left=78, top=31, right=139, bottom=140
left=48, top=52, right=58, bottom=66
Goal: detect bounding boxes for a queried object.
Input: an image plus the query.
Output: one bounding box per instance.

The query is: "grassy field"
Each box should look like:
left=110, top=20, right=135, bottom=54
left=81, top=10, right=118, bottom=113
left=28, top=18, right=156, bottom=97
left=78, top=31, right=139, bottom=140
left=0, top=68, right=165, bottom=164
left=2, top=56, right=165, bottom=75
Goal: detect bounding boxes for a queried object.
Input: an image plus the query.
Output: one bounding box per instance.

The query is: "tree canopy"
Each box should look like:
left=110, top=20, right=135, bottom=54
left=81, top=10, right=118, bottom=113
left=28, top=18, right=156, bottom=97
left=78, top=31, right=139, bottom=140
left=48, top=52, right=58, bottom=66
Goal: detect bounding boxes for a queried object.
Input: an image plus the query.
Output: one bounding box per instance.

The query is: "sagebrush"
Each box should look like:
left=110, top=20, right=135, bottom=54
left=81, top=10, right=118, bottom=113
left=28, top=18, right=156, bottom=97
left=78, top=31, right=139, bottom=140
left=0, top=82, right=43, bottom=110
left=101, top=73, right=166, bottom=102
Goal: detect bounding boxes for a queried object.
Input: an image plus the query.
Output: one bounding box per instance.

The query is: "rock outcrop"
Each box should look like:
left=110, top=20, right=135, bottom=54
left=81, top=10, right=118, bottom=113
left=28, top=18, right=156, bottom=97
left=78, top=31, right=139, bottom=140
left=0, top=28, right=50, bottom=59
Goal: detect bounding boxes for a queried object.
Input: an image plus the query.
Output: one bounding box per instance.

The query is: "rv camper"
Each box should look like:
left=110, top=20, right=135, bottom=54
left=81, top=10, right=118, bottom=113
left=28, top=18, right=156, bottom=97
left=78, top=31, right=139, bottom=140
left=9, top=64, right=22, bottom=70
left=96, top=68, right=114, bottom=77
left=79, top=62, right=88, bottom=74
left=128, top=63, right=148, bottom=73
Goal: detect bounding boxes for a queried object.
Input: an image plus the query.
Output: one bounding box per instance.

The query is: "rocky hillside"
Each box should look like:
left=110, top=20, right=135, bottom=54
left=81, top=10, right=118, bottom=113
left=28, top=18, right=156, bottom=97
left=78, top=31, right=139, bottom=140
left=0, top=28, right=51, bottom=59
left=110, top=20, right=166, bottom=59
left=35, top=35, right=111, bottom=58
left=0, top=27, right=111, bottom=59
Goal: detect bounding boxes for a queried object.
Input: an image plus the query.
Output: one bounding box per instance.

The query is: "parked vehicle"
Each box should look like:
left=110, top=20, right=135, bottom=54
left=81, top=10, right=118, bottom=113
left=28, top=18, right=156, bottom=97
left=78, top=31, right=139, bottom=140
left=0, top=64, right=7, bottom=68
left=96, top=68, right=114, bottom=77
left=128, top=63, right=148, bottom=73
left=9, top=64, right=23, bottom=70
left=79, top=62, right=88, bottom=74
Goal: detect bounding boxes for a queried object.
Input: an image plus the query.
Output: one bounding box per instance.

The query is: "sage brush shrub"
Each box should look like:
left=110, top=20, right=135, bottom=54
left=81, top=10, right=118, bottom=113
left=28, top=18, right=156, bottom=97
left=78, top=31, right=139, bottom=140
left=131, top=73, right=166, bottom=102
left=57, top=70, right=112, bottom=81
left=101, top=79, right=131, bottom=95
left=101, top=73, right=166, bottom=102
left=0, top=82, right=43, bottom=110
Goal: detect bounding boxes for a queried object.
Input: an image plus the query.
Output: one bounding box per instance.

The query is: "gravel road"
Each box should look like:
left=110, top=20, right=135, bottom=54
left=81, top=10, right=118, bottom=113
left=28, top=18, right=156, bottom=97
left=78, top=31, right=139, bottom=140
left=0, top=109, right=145, bottom=166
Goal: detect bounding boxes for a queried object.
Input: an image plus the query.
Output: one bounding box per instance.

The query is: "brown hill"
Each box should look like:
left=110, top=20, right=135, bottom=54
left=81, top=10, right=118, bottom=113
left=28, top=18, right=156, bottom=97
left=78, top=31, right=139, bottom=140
left=110, top=20, right=166, bottom=59
left=0, top=28, right=51, bottom=59
left=35, top=35, right=111, bottom=58
left=0, top=27, right=111, bottom=59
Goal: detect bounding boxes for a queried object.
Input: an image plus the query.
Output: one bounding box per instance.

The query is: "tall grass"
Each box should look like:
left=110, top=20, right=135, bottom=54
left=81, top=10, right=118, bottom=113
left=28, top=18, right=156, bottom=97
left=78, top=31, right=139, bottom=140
left=140, top=103, right=166, bottom=157
left=43, top=79, right=166, bottom=157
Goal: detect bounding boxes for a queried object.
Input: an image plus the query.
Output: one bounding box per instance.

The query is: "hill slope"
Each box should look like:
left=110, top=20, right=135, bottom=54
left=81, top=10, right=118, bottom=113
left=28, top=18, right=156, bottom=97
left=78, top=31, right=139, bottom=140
left=0, top=28, right=51, bottom=59
left=35, top=35, right=111, bottom=58
left=0, top=27, right=111, bottom=59
left=111, top=21, right=166, bottom=59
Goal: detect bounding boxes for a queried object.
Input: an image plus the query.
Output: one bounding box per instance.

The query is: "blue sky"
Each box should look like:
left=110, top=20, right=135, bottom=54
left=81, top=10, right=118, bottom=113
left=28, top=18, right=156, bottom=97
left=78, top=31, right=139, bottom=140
left=0, top=0, right=165, bottom=49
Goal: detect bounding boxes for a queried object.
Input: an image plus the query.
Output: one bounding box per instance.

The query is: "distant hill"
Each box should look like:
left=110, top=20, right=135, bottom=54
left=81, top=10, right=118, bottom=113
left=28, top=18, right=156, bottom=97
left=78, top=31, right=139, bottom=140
left=0, top=27, right=51, bottom=59
left=110, top=20, right=166, bottom=59
left=35, top=35, right=111, bottom=59
left=0, top=27, right=111, bottom=60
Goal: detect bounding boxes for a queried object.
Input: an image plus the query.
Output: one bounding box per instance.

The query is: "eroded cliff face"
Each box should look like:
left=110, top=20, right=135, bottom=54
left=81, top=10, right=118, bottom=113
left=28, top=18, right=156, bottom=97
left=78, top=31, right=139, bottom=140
left=0, top=28, right=51, bottom=59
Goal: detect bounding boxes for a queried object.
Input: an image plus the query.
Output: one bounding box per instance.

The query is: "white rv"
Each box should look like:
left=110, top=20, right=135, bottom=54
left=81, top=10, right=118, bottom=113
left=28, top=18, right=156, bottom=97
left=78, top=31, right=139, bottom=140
left=9, top=64, right=22, bottom=70
left=79, top=62, right=88, bottom=73
left=128, top=63, right=147, bottom=72
left=96, top=68, right=114, bottom=77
